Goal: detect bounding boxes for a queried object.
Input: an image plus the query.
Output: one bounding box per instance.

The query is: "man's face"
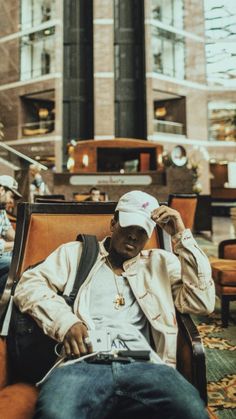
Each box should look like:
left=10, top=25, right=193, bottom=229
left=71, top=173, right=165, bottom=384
left=0, top=187, right=15, bottom=208
left=91, top=190, right=100, bottom=202
left=110, top=219, right=149, bottom=260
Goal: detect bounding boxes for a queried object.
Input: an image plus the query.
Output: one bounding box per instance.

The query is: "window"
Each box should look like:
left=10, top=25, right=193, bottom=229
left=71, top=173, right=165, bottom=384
left=152, top=28, right=185, bottom=79
left=204, top=0, right=236, bottom=86
left=153, top=95, right=186, bottom=136
left=21, top=0, right=55, bottom=29
left=20, top=90, right=55, bottom=137
left=20, top=27, right=55, bottom=80
left=97, top=148, right=157, bottom=172
left=151, top=0, right=184, bottom=29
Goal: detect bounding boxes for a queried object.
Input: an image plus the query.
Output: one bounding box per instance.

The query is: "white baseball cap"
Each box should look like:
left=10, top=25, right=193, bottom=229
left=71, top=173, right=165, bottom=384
left=0, top=175, right=22, bottom=199
left=115, top=191, right=159, bottom=238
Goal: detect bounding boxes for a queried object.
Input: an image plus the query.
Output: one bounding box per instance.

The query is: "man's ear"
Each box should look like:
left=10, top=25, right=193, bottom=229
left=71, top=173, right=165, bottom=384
left=110, top=217, right=116, bottom=232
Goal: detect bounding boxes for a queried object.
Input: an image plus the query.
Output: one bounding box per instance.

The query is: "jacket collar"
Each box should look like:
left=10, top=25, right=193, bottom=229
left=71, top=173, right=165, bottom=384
left=99, top=236, right=140, bottom=276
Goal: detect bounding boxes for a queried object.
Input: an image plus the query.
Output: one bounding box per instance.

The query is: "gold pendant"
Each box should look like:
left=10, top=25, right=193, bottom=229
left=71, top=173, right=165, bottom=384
left=114, top=295, right=125, bottom=309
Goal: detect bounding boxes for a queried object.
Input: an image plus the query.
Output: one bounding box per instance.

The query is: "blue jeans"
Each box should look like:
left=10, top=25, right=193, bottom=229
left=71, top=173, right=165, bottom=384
left=34, top=361, right=209, bottom=419
left=0, top=253, right=11, bottom=295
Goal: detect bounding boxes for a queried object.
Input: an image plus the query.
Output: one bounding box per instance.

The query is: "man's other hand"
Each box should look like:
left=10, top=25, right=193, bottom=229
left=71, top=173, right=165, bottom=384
left=63, top=322, right=93, bottom=358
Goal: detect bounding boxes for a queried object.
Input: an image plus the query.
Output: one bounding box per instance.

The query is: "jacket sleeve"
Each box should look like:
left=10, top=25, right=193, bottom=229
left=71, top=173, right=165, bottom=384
left=167, top=229, right=215, bottom=315
left=14, top=242, right=83, bottom=342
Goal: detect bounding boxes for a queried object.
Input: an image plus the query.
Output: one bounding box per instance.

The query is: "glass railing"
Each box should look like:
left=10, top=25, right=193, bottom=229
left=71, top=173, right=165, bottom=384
left=0, top=142, right=48, bottom=169
left=21, top=120, right=55, bottom=136
left=20, top=1, right=56, bottom=30
left=20, top=64, right=56, bottom=81
left=153, top=119, right=184, bottom=135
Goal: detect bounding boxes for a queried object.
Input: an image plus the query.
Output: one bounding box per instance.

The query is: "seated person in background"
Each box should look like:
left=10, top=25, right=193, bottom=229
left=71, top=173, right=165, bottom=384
left=84, top=186, right=101, bottom=202
left=0, top=175, right=22, bottom=295
left=14, top=190, right=214, bottom=419
left=29, top=164, right=50, bottom=203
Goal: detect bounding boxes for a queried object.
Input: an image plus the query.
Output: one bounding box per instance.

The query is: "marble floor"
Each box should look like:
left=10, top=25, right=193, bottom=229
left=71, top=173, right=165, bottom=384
left=212, top=216, right=235, bottom=244
left=195, top=216, right=235, bottom=258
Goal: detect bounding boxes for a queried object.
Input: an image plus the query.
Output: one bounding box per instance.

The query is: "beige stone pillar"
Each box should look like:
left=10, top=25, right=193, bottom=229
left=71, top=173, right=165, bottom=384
left=54, top=0, right=63, bottom=171
left=93, top=0, right=115, bottom=139
left=144, top=0, right=154, bottom=138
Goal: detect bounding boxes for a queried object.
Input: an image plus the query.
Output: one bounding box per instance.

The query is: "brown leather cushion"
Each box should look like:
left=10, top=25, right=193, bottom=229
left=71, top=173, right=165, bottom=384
left=0, top=339, right=7, bottom=390
left=211, top=259, right=236, bottom=286
left=73, top=193, right=107, bottom=202
left=21, top=213, right=160, bottom=274
left=223, top=244, right=236, bottom=260
left=73, top=194, right=90, bottom=201
left=0, top=383, right=38, bottom=419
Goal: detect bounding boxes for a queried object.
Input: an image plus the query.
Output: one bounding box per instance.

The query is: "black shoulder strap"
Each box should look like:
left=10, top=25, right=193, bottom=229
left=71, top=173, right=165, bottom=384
left=63, top=234, right=99, bottom=306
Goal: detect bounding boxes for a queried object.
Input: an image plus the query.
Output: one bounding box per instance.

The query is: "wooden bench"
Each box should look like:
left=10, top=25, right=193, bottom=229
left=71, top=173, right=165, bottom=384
left=0, top=202, right=207, bottom=417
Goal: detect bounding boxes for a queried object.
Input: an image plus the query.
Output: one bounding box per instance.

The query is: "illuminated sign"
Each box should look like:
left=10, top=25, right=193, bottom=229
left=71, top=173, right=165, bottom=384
left=69, top=175, right=152, bottom=186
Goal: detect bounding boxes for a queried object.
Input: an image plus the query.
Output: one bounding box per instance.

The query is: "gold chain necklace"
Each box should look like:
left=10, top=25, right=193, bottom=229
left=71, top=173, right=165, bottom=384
left=106, top=257, right=126, bottom=310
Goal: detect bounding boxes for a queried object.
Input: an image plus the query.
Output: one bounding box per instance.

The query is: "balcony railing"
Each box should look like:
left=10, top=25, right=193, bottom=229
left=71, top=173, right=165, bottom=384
left=153, top=119, right=184, bottom=135
left=21, top=120, right=55, bottom=137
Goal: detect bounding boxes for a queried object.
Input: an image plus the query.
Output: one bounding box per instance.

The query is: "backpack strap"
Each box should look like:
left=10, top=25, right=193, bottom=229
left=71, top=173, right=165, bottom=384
left=63, top=234, right=99, bottom=306
left=1, top=234, right=99, bottom=335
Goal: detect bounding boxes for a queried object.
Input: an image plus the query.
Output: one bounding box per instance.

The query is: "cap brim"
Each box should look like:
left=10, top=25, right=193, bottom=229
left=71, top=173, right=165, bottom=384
left=119, top=211, right=155, bottom=238
left=9, top=188, right=22, bottom=200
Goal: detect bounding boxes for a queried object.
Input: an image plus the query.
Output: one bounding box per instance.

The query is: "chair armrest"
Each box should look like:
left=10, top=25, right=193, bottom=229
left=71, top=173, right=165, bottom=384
left=176, top=311, right=207, bottom=405
left=0, top=338, right=8, bottom=390
left=0, top=383, right=38, bottom=418
left=219, top=239, right=236, bottom=259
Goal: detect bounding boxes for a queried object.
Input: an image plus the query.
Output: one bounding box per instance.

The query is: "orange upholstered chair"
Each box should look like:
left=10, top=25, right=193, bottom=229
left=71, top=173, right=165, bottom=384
left=0, top=201, right=207, bottom=418
left=73, top=192, right=108, bottom=202
left=211, top=239, right=236, bottom=327
left=168, top=194, right=198, bottom=231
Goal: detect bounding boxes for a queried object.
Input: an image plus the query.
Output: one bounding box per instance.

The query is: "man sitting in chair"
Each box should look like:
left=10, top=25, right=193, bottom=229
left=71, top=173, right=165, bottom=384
left=84, top=186, right=101, bottom=202
left=14, top=191, right=214, bottom=419
left=0, top=175, right=22, bottom=295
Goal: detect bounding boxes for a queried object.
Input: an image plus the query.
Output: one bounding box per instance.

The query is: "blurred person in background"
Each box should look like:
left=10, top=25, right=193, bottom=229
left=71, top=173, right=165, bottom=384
left=85, top=187, right=101, bottom=202
left=29, top=164, right=50, bottom=203
left=0, top=175, right=22, bottom=295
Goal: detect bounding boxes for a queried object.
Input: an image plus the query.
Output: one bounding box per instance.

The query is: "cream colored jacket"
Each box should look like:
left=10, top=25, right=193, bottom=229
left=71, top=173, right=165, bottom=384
left=14, top=229, right=215, bottom=366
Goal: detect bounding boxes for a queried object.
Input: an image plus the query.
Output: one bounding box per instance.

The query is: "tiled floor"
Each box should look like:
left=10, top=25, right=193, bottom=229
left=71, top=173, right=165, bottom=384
left=195, top=216, right=235, bottom=258
left=212, top=216, right=235, bottom=244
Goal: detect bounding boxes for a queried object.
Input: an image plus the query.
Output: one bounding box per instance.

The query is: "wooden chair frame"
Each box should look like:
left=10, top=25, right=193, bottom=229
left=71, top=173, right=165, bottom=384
left=34, top=194, right=65, bottom=202
left=168, top=193, right=198, bottom=200
left=0, top=201, right=207, bottom=418
left=219, top=239, right=236, bottom=259
left=218, top=239, right=236, bottom=327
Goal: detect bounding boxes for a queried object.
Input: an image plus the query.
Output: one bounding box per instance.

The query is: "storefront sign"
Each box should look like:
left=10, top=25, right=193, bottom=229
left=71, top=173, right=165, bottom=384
left=70, top=175, right=152, bottom=186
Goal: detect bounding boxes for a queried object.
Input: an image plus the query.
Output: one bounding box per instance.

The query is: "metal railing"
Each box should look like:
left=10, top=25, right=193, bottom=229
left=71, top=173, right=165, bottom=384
left=153, top=119, right=184, bottom=135
left=0, top=142, right=48, bottom=170
left=21, top=120, right=55, bottom=137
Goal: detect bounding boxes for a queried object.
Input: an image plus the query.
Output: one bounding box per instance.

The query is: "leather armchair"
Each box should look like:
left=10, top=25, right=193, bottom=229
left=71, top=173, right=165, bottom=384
left=211, top=239, right=236, bottom=327
left=168, top=194, right=198, bottom=231
left=0, top=202, right=208, bottom=417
